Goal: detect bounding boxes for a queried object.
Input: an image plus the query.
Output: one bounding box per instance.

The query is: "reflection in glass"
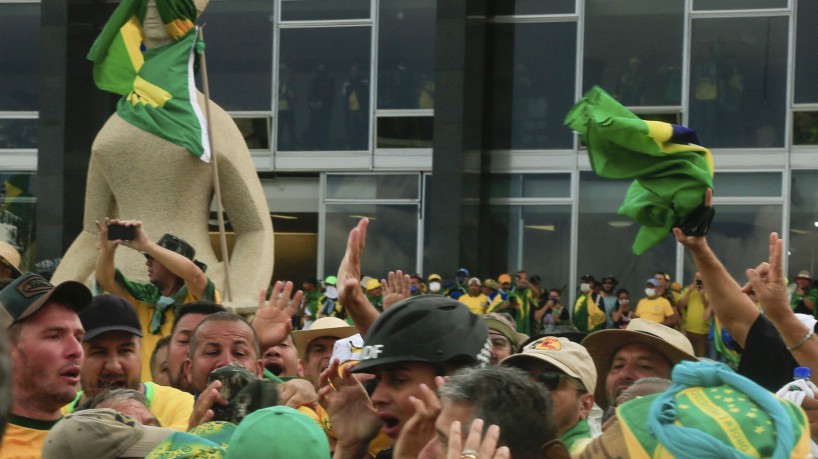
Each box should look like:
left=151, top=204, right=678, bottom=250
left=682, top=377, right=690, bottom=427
left=490, top=0, right=575, bottom=15
left=0, top=119, right=38, bottom=149
left=578, top=172, right=677, bottom=297
left=794, top=112, right=818, bottom=146
left=692, top=0, right=787, bottom=10
left=323, top=204, right=418, bottom=277
left=279, top=27, right=372, bottom=151
left=232, top=117, right=271, bottom=150
left=689, top=17, right=788, bottom=148
left=378, top=0, right=436, bottom=109
left=326, top=174, right=419, bottom=200
left=376, top=117, right=432, bottom=148
left=486, top=22, right=576, bottom=150
left=712, top=172, right=781, bottom=198
left=583, top=0, right=684, bottom=107
left=281, top=0, right=370, bottom=21
left=199, top=1, right=273, bottom=111
left=684, top=205, right=781, bottom=282
left=796, top=0, right=818, bottom=103
left=0, top=172, right=37, bottom=270
left=489, top=174, right=571, bottom=199
left=0, top=4, right=40, bottom=111
left=789, top=172, right=818, bottom=282
left=488, top=205, right=571, bottom=293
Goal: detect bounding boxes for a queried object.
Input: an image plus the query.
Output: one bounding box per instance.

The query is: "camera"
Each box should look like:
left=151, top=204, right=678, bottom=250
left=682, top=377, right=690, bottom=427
left=695, top=279, right=703, bottom=288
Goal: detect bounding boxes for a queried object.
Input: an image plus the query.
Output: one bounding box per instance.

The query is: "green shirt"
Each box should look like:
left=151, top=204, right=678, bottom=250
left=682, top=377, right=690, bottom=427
left=559, top=418, right=593, bottom=454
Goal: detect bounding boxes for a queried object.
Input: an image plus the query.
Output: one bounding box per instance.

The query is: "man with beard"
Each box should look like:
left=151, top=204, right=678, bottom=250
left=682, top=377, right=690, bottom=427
left=292, top=317, right=357, bottom=389
left=64, top=295, right=193, bottom=431
left=166, top=301, right=225, bottom=393
left=581, top=318, right=696, bottom=410
left=1, top=273, right=92, bottom=456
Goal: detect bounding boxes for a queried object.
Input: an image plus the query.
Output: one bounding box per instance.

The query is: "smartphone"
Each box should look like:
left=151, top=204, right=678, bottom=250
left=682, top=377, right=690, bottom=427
left=107, top=224, right=136, bottom=241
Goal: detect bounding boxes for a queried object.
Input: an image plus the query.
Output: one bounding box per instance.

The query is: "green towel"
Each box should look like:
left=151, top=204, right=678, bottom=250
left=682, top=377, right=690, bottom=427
left=565, top=86, right=714, bottom=255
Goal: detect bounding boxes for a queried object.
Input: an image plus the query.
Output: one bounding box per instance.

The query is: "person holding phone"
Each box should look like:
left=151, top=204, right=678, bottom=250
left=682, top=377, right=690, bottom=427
left=95, top=218, right=220, bottom=381
left=677, top=272, right=710, bottom=357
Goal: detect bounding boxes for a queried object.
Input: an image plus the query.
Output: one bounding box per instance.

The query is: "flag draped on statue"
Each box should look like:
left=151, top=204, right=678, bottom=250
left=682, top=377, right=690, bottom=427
left=564, top=86, right=714, bottom=255
left=87, top=0, right=211, bottom=162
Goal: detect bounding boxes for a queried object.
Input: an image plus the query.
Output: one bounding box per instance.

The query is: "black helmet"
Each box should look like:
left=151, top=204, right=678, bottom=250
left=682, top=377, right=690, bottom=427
left=353, top=295, right=491, bottom=373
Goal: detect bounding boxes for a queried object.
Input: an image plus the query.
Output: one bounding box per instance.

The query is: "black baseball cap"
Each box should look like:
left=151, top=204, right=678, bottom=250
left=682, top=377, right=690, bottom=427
left=0, top=273, right=92, bottom=327
left=80, top=294, right=143, bottom=341
left=145, top=234, right=208, bottom=272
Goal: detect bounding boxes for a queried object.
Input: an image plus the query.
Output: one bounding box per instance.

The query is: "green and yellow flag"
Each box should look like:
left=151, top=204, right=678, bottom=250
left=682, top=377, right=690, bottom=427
left=87, top=0, right=210, bottom=162
left=564, top=86, right=714, bottom=255
left=572, top=292, right=606, bottom=333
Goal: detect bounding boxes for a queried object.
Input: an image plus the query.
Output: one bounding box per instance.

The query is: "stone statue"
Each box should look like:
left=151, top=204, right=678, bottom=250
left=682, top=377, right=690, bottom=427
left=52, top=0, right=273, bottom=310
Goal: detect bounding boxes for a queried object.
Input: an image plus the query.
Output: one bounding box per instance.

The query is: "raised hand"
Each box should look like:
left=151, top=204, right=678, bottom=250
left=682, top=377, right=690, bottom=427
left=382, top=270, right=412, bottom=310
left=745, top=232, right=790, bottom=322
left=394, top=376, right=444, bottom=459
left=445, top=419, right=509, bottom=459
left=252, top=281, right=303, bottom=349
left=318, top=358, right=381, bottom=455
left=337, top=218, right=380, bottom=336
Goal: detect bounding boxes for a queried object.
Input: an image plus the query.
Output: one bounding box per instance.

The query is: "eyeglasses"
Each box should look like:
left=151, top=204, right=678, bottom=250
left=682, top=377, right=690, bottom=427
left=537, top=372, right=586, bottom=392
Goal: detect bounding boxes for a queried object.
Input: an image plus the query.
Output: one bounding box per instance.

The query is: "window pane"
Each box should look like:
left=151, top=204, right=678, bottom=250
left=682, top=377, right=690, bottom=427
left=795, top=0, right=818, bottom=103
left=488, top=205, right=572, bottom=294
left=489, top=174, right=571, bottom=198
left=281, top=0, right=370, bottom=21
left=376, top=117, right=432, bottom=148
left=490, top=0, right=575, bottom=15
left=326, top=174, right=419, bottom=199
left=692, top=0, right=787, bottom=10
left=790, top=171, right=818, bottom=281
left=323, top=204, right=417, bottom=276
left=378, top=0, right=436, bottom=109
left=0, top=119, right=38, bottom=149
left=232, top=117, right=271, bottom=150
left=0, top=4, right=40, bottom=111
left=794, top=112, right=818, bottom=145
left=713, top=172, right=781, bottom=197
left=279, top=27, right=372, bottom=151
left=689, top=17, right=788, bottom=148
left=486, top=22, right=576, bottom=150
left=684, top=204, right=782, bottom=282
left=200, top=1, right=273, bottom=111
left=0, top=172, right=37, bottom=270
left=578, top=172, right=677, bottom=297
left=583, top=0, right=684, bottom=107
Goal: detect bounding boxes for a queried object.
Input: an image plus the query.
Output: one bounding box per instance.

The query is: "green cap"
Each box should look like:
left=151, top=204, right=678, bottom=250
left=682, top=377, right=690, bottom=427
left=0, top=272, right=92, bottom=327
left=226, top=406, right=330, bottom=459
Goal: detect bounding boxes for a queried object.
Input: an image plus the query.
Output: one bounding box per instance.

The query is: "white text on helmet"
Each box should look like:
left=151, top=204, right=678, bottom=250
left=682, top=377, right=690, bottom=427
left=361, top=344, right=384, bottom=360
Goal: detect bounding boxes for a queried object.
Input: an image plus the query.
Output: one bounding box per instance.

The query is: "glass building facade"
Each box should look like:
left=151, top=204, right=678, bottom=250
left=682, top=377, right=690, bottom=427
left=7, top=0, right=818, bottom=306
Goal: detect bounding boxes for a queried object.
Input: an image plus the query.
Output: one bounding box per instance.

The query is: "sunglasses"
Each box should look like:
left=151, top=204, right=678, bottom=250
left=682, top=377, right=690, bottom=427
left=537, top=371, right=586, bottom=392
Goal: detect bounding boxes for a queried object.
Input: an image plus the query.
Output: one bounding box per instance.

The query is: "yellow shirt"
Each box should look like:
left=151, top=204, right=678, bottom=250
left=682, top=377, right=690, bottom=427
left=459, top=294, right=489, bottom=315
left=635, top=296, right=674, bottom=324
left=1, top=415, right=59, bottom=459
left=680, top=287, right=710, bottom=334
left=63, top=382, right=194, bottom=431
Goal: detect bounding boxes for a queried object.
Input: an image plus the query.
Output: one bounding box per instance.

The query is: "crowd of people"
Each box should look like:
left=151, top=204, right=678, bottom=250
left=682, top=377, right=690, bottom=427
left=2, top=197, right=818, bottom=458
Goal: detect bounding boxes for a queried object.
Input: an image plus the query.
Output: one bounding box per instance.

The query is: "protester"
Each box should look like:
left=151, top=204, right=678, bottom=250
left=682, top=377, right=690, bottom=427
left=95, top=219, right=220, bottom=377
left=65, top=294, right=193, bottom=431
left=582, top=318, right=696, bottom=408
left=292, top=317, right=357, bottom=389
left=150, top=335, right=171, bottom=386
left=166, top=301, right=226, bottom=393
left=501, top=336, right=596, bottom=454
left=1, top=273, right=92, bottom=455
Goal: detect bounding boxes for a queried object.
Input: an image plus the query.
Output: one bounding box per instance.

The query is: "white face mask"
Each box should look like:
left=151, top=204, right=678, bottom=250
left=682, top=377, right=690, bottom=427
left=580, top=283, right=591, bottom=293
left=619, top=298, right=630, bottom=305
left=645, top=288, right=656, bottom=297
left=325, top=286, right=338, bottom=299
left=429, top=281, right=441, bottom=293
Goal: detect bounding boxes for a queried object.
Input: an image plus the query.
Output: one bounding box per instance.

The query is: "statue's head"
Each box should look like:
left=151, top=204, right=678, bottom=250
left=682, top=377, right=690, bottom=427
left=142, top=0, right=209, bottom=49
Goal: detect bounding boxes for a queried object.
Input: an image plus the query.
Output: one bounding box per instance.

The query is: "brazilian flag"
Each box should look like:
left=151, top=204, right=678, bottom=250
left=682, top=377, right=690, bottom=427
left=565, top=86, right=714, bottom=255
left=572, top=292, right=606, bottom=333
left=87, top=0, right=210, bottom=162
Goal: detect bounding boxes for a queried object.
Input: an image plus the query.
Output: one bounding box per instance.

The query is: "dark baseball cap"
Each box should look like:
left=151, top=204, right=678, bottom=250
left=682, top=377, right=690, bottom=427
left=80, top=294, right=143, bottom=341
left=0, top=272, right=92, bottom=327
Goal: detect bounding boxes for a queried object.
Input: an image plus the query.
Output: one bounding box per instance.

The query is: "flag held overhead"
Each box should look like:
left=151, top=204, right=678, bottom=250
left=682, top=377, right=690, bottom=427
left=564, top=86, right=714, bottom=255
